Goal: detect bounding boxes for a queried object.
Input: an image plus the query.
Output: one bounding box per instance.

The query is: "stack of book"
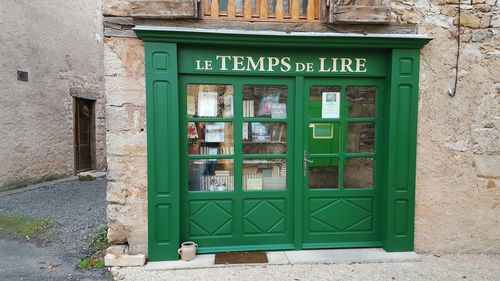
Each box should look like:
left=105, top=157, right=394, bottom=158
left=243, top=100, right=255, bottom=117
left=200, top=172, right=234, bottom=191
left=199, top=146, right=234, bottom=155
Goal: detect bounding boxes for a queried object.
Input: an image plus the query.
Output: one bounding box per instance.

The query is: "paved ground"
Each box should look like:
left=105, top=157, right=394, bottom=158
left=113, top=254, right=500, bottom=281
left=0, top=178, right=109, bottom=281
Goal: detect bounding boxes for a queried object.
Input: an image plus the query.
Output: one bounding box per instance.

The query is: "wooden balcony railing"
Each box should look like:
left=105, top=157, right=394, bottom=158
left=202, top=0, right=320, bottom=22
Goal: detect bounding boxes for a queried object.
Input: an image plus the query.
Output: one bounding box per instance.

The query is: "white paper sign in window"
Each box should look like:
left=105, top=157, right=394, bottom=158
left=321, top=92, right=340, bottom=119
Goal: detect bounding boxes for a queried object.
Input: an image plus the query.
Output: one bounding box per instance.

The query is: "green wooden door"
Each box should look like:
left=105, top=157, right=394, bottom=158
left=179, top=75, right=296, bottom=253
left=302, top=77, right=384, bottom=248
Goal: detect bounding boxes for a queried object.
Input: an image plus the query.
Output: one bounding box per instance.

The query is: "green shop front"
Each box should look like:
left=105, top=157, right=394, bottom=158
left=134, top=26, right=431, bottom=261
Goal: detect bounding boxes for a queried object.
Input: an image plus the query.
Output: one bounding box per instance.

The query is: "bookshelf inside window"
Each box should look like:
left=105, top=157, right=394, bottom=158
left=185, top=83, right=289, bottom=192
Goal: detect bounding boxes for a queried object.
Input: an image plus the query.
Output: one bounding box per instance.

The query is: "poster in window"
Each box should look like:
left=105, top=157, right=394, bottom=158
left=251, top=123, right=270, bottom=143
left=321, top=92, right=340, bottom=119
left=271, top=103, right=287, bottom=119
left=258, top=91, right=280, bottom=116
left=187, top=122, right=198, bottom=139
left=198, top=92, right=218, bottom=117
left=205, top=122, right=225, bottom=142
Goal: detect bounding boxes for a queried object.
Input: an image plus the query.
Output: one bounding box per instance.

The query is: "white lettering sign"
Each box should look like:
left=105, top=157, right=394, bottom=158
left=196, top=56, right=368, bottom=73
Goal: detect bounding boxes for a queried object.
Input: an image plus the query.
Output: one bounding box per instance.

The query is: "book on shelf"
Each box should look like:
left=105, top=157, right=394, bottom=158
left=205, top=122, right=225, bottom=142
left=246, top=177, right=263, bottom=190
left=251, top=123, right=271, bottom=143
left=199, top=146, right=234, bottom=155
left=199, top=175, right=234, bottom=191
left=187, top=122, right=198, bottom=139
left=242, top=123, right=249, bottom=140
left=258, top=91, right=280, bottom=116
left=243, top=100, right=254, bottom=118
left=271, top=103, right=287, bottom=119
left=262, top=177, right=286, bottom=190
left=197, top=92, right=219, bottom=117
left=223, top=95, right=233, bottom=117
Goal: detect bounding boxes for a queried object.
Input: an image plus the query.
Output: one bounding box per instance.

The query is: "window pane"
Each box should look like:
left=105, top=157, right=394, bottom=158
left=243, top=159, right=286, bottom=190
left=188, top=122, right=234, bottom=155
left=189, top=159, right=234, bottom=192
left=347, top=122, right=375, bottom=153
left=344, top=158, right=374, bottom=189
left=243, top=86, right=287, bottom=118
left=243, top=122, right=287, bottom=154
left=346, top=86, right=376, bottom=118
left=187, top=84, right=233, bottom=118
left=308, top=158, right=339, bottom=189
left=309, top=86, right=342, bottom=119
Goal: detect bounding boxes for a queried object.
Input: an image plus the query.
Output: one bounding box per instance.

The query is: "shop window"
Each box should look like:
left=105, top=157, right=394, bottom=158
left=243, top=159, right=287, bottom=190
left=243, top=85, right=288, bottom=119
left=188, top=122, right=234, bottom=155
left=347, top=122, right=375, bottom=153
left=243, top=122, right=287, bottom=154
left=344, top=158, right=374, bottom=189
left=346, top=86, right=376, bottom=118
left=308, top=157, right=340, bottom=189
left=187, top=84, right=234, bottom=118
left=188, top=159, right=234, bottom=191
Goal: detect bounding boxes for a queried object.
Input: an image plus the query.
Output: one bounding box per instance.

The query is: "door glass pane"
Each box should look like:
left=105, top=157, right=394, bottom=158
left=187, top=84, right=234, bottom=118
left=308, top=123, right=340, bottom=154
left=344, top=158, right=374, bottom=189
left=188, top=159, right=234, bottom=192
left=346, top=86, right=376, bottom=118
left=188, top=122, right=234, bottom=155
left=308, top=158, right=339, bottom=189
left=347, top=122, right=375, bottom=153
left=309, top=86, right=342, bottom=119
left=243, top=86, right=287, bottom=118
left=243, top=122, right=287, bottom=154
left=243, top=159, right=286, bottom=190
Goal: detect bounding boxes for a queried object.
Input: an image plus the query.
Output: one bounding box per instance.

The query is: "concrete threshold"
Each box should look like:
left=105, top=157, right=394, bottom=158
left=145, top=248, right=421, bottom=271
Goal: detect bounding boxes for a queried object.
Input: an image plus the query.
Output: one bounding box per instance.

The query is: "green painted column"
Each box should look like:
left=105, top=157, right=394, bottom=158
left=383, top=49, right=421, bottom=252
left=145, top=42, right=180, bottom=261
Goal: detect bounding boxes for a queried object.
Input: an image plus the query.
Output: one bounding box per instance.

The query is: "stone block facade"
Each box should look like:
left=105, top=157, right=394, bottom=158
left=0, top=0, right=106, bottom=190
left=103, top=0, right=500, bottom=255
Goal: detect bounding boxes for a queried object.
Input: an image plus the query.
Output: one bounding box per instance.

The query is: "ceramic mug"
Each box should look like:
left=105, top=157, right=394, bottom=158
left=178, top=241, right=198, bottom=261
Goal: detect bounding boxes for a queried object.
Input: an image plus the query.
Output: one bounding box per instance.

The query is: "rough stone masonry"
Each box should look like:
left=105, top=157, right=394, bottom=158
left=0, top=0, right=107, bottom=190
left=103, top=0, right=500, bottom=255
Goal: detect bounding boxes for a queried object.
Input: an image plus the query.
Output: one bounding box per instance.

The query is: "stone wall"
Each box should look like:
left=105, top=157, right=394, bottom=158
left=0, top=0, right=106, bottom=190
left=105, top=37, right=148, bottom=254
left=103, top=0, right=500, bottom=255
left=392, top=0, right=500, bottom=253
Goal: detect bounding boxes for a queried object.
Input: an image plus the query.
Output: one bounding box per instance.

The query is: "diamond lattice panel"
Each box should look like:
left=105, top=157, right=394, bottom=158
left=243, top=199, right=286, bottom=234
left=190, top=200, right=233, bottom=237
left=309, top=198, right=373, bottom=233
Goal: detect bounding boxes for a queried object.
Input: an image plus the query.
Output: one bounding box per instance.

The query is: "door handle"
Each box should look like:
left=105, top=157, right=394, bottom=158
left=303, top=150, right=314, bottom=176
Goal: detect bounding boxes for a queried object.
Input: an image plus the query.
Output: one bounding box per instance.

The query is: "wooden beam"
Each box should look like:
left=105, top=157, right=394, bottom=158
left=211, top=0, right=220, bottom=18
left=244, top=0, right=252, bottom=19
left=228, top=0, right=236, bottom=18
left=307, top=0, right=314, bottom=21
left=260, top=0, right=268, bottom=19
left=291, top=0, right=299, bottom=20
left=276, top=0, right=284, bottom=20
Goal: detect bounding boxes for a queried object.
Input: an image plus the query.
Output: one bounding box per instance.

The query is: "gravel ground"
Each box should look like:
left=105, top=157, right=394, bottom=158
left=0, top=178, right=109, bottom=281
left=112, top=254, right=500, bottom=281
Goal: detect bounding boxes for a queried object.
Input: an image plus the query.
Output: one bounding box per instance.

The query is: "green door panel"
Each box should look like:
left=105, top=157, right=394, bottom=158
left=179, top=75, right=295, bottom=253
left=302, top=78, right=385, bottom=247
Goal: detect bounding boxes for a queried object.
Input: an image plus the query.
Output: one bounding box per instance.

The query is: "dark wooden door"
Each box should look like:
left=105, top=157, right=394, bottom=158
left=74, top=98, right=94, bottom=171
